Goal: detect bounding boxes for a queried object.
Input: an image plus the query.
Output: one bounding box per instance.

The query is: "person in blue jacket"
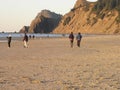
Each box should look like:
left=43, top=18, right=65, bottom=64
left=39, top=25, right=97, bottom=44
left=76, top=32, right=82, bottom=47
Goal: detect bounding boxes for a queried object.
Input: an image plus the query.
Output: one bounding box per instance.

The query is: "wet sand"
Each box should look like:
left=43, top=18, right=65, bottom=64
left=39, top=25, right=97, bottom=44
left=0, top=35, right=120, bottom=90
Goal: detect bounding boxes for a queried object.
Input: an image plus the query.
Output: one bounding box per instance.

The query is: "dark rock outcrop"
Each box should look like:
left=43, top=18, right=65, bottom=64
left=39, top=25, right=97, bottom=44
left=29, top=10, right=62, bottom=33
left=20, top=26, right=29, bottom=33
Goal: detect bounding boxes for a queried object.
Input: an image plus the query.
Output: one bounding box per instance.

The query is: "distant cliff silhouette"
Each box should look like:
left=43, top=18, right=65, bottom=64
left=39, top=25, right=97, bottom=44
left=20, top=26, right=29, bottom=33
left=53, top=0, right=120, bottom=34
left=20, top=10, right=62, bottom=33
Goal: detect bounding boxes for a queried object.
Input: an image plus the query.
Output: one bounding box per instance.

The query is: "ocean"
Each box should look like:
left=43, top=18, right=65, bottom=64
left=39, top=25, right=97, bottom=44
left=0, top=33, right=102, bottom=42
left=0, top=33, right=69, bottom=42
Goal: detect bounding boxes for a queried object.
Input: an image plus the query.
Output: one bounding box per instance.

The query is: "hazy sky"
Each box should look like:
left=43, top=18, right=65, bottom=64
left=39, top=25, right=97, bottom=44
left=0, top=0, right=97, bottom=32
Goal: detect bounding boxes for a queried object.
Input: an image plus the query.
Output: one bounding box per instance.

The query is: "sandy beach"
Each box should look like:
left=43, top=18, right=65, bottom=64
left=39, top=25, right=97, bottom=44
left=0, top=35, right=120, bottom=90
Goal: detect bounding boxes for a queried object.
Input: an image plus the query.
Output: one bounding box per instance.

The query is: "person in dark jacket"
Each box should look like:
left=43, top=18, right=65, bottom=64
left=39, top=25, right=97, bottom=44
left=23, top=33, right=28, bottom=48
left=76, top=32, right=82, bottom=47
left=69, top=32, right=74, bottom=48
left=7, top=34, right=12, bottom=48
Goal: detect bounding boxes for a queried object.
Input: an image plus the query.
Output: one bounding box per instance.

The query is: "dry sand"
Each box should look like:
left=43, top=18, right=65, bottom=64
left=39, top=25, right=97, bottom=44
left=0, top=35, right=120, bottom=90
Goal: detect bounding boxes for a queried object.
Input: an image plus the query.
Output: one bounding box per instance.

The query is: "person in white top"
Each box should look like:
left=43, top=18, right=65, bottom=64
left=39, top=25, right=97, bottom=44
left=23, top=33, right=28, bottom=48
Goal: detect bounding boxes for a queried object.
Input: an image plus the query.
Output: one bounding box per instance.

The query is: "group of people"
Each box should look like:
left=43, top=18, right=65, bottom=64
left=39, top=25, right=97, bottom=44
left=69, top=32, right=82, bottom=48
left=7, top=32, right=82, bottom=48
left=7, top=33, right=29, bottom=48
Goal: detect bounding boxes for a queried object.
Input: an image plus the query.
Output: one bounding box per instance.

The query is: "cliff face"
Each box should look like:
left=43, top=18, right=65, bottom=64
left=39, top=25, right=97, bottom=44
left=53, top=0, right=120, bottom=34
left=29, top=10, right=62, bottom=33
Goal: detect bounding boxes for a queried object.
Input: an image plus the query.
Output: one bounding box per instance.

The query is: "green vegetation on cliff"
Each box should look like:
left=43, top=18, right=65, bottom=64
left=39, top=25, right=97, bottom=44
left=92, top=0, right=120, bottom=22
left=92, top=0, right=120, bottom=12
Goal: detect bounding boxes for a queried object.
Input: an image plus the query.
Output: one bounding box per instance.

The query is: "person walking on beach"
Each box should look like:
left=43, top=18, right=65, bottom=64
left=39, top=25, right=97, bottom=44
left=7, top=34, right=12, bottom=48
left=23, top=33, right=28, bottom=48
left=76, top=32, right=82, bottom=47
left=69, top=32, right=74, bottom=48
left=32, top=35, right=35, bottom=39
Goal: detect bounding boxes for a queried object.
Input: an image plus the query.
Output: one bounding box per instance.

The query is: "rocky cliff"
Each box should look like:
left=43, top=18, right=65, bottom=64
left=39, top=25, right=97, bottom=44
left=53, top=0, right=120, bottom=34
left=29, top=10, right=62, bottom=33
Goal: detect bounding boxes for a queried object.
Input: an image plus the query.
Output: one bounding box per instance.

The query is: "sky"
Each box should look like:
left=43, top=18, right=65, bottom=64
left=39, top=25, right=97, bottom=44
left=0, top=0, right=97, bottom=32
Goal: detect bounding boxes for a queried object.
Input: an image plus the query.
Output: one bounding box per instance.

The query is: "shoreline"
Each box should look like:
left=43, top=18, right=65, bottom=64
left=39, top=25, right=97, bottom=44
left=0, top=33, right=119, bottom=40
